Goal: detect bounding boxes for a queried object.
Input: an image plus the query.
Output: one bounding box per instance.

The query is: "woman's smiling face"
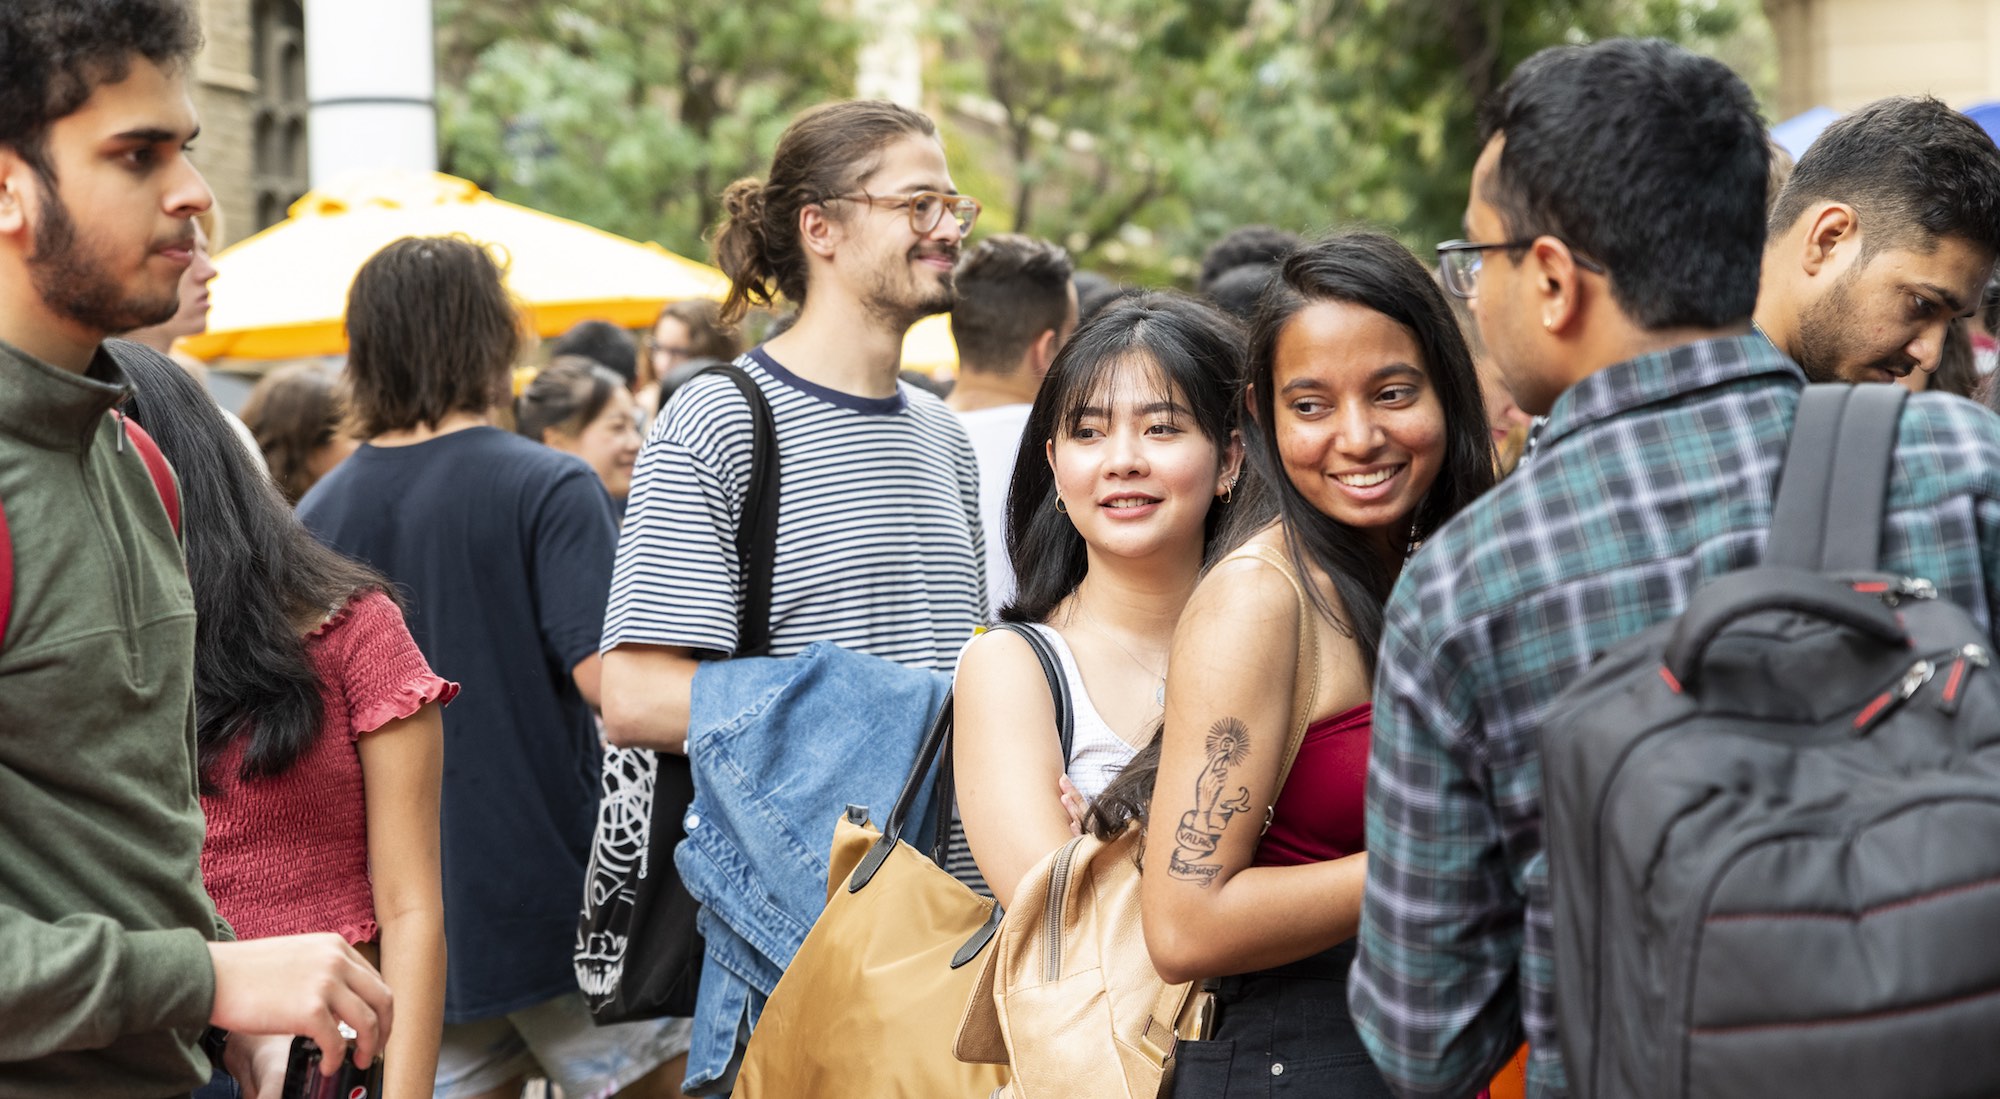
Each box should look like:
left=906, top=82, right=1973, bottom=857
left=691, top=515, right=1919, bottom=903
left=1271, top=299, right=1446, bottom=538
left=1046, top=354, right=1236, bottom=565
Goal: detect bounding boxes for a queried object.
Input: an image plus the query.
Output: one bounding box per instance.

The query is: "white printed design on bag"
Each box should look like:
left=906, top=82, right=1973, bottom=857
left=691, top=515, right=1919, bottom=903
left=574, top=745, right=657, bottom=997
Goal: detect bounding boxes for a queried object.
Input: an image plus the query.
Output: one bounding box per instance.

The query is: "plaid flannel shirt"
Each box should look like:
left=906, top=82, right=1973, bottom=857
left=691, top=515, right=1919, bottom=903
left=1349, top=333, right=2000, bottom=1098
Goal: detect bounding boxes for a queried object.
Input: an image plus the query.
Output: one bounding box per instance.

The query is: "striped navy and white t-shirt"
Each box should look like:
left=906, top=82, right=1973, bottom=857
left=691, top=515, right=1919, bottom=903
left=602, top=347, right=986, bottom=672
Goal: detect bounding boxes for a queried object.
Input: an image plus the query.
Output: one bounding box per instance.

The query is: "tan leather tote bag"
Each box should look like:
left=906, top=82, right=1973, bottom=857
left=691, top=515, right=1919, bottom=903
left=955, top=543, right=1322, bottom=1098
left=736, top=623, right=1075, bottom=1098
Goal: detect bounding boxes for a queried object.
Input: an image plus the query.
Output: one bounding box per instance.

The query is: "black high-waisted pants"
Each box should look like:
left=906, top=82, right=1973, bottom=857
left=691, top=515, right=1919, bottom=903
left=1169, top=942, right=1394, bottom=1098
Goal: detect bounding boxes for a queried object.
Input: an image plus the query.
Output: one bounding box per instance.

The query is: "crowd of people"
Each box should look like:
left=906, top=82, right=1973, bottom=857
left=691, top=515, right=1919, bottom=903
left=11, top=2, right=2000, bottom=1099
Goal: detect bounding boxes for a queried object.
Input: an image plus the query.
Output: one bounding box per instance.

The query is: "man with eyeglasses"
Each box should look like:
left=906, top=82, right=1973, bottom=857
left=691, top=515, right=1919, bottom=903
left=597, top=100, right=989, bottom=1090
left=1349, top=39, right=2000, bottom=1099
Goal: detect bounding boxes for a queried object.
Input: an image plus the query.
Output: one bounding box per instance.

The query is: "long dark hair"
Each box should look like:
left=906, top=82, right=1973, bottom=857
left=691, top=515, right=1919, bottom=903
left=113, top=340, right=394, bottom=786
left=1087, top=233, right=1493, bottom=840
left=1241, top=231, right=1493, bottom=678
left=1000, top=292, right=1245, bottom=624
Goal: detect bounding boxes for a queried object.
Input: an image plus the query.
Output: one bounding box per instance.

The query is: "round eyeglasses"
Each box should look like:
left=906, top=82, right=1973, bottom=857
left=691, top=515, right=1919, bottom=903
left=827, top=190, right=982, bottom=236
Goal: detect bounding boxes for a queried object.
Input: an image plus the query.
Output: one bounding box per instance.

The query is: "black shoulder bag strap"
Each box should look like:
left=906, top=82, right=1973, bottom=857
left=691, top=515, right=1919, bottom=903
left=617, top=363, right=778, bottom=1019
left=1767, top=383, right=1908, bottom=573
left=847, top=623, right=1077, bottom=896
left=930, top=623, right=1075, bottom=866
left=689, top=362, right=781, bottom=656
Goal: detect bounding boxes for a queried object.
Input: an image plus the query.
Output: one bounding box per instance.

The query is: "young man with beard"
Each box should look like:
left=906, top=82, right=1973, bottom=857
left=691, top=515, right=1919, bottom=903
left=1349, top=40, right=2000, bottom=1098
left=0, top=3, right=393, bottom=1096
left=1755, top=96, right=2000, bottom=385
left=597, top=100, right=987, bottom=1092
left=601, top=99, right=986, bottom=751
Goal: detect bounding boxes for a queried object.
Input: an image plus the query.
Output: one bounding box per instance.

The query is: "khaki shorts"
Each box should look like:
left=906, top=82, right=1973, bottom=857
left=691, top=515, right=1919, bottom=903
left=432, top=991, right=691, bottom=1099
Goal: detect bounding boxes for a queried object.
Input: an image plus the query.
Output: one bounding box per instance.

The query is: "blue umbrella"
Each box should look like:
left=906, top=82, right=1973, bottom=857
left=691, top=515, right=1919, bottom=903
left=1963, top=102, right=2000, bottom=149
left=1771, top=107, right=1840, bottom=160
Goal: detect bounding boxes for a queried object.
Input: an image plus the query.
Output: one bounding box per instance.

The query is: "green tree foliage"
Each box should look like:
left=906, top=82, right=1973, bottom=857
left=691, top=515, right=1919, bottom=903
left=433, top=0, right=1768, bottom=283
left=931, top=0, right=1769, bottom=280
left=435, top=0, right=860, bottom=260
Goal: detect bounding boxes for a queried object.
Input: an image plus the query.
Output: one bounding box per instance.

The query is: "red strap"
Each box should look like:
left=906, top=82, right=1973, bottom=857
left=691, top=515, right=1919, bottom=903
left=0, top=498, right=11, bottom=651
left=0, top=418, right=177, bottom=656
left=121, top=416, right=181, bottom=538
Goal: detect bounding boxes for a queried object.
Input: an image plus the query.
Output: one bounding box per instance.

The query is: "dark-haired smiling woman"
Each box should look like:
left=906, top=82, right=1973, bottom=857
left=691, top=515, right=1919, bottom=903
left=1106, top=233, right=1494, bottom=1095
left=953, top=293, right=1244, bottom=907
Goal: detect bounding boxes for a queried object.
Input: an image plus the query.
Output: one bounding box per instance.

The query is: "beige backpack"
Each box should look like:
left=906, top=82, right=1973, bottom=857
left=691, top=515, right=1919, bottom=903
left=954, top=542, right=1320, bottom=1098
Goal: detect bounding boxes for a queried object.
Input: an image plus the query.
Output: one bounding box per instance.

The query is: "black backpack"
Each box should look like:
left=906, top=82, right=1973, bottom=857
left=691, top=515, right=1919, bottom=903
left=1542, top=384, right=2000, bottom=1099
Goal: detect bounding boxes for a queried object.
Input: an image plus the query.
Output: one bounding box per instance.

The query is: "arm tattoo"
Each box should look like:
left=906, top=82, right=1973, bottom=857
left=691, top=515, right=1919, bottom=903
left=1168, top=718, right=1255, bottom=887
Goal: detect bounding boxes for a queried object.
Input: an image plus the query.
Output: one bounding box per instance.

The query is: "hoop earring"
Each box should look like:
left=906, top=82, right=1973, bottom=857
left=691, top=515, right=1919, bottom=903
left=1055, top=497, right=1068, bottom=514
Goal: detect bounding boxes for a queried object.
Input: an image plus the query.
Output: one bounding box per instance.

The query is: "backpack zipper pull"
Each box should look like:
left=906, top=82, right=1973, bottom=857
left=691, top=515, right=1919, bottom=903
left=112, top=408, right=127, bottom=453
left=1937, top=644, right=1990, bottom=716
left=1855, top=658, right=1933, bottom=732
left=1854, top=577, right=1938, bottom=605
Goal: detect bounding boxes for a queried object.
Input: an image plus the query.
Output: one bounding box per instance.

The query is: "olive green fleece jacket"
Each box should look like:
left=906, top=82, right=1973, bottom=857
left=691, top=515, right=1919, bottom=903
left=0, top=339, right=226, bottom=1098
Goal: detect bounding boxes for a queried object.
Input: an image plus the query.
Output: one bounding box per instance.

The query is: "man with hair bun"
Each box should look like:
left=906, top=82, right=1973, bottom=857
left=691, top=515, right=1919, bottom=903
left=599, top=99, right=988, bottom=1092
left=602, top=98, right=986, bottom=749
left=0, top=1, right=396, bottom=1095
left=1756, top=95, right=2000, bottom=384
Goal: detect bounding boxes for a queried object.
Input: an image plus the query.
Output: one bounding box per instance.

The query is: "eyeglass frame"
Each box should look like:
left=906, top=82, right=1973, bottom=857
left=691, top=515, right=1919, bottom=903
left=823, top=189, right=982, bottom=236
left=1436, top=237, right=1607, bottom=300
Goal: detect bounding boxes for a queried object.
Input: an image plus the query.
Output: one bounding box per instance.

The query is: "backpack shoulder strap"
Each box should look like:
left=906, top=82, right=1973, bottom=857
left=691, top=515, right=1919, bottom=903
left=0, top=499, right=11, bottom=654
left=688, top=362, right=779, bottom=658
left=1, top=411, right=182, bottom=656
left=1767, top=383, right=1907, bottom=572
left=119, top=415, right=181, bottom=539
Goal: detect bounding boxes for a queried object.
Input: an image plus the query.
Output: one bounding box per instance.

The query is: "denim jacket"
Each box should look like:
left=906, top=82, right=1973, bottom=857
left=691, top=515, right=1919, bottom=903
left=675, top=642, right=950, bottom=1093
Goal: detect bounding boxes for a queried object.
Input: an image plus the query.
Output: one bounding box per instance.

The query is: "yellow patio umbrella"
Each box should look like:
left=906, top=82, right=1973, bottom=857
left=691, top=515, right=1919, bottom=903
left=900, top=312, right=959, bottom=378
left=182, top=169, right=730, bottom=361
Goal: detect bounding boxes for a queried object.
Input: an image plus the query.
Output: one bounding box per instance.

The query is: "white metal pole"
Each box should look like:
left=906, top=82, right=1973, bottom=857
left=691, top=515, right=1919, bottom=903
left=303, top=0, right=437, bottom=185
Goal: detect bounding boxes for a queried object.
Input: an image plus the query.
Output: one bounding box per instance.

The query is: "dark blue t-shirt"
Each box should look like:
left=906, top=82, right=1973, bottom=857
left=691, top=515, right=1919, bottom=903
left=299, top=426, right=616, bottom=1022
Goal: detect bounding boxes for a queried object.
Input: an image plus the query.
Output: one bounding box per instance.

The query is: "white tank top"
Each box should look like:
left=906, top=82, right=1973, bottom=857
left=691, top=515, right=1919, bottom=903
left=1023, top=624, right=1143, bottom=801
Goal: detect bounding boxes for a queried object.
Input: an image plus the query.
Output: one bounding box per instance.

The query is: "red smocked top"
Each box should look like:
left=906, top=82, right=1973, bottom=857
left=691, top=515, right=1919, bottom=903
left=199, top=590, right=457, bottom=943
left=1253, top=702, right=1371, bottom=868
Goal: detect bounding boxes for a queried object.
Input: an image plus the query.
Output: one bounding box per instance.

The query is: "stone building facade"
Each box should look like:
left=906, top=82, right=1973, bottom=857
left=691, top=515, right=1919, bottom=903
left=189, top=0, right=310, bottom=246
left=1766, top=0, right=2000, bottom=116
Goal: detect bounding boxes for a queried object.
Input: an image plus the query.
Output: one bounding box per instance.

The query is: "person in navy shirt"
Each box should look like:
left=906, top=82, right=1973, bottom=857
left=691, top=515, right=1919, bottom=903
left=300, top=237, right=689, bottom=1099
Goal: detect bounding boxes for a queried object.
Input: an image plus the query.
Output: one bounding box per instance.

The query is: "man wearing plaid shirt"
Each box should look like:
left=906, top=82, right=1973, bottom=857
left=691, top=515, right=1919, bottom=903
left=1349, top=39, right=2000, bottom=1099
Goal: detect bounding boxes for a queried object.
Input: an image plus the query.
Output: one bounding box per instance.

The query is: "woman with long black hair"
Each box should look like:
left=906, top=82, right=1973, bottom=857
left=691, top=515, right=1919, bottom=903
left=952, top=293, right=1244, bottom=907
left=1091, top=232, right=1494, bottom=1095
left=119, top=343, right=452, bottom=1099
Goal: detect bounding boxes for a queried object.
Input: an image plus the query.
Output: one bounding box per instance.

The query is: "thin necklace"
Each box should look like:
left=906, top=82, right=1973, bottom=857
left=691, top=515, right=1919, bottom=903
left=1075, top=599, right=1168, bottom=707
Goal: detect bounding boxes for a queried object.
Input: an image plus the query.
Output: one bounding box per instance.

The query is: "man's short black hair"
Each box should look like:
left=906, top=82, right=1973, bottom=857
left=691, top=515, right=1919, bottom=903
left=1478, top=38, right=1767, bottom=331
left=1203, top=263, right=1277, bottom=324
left=549, top=319, right=638, bottom=386
left=949, top=234, right=1074, bottom=376
left=0, top=0, right=203, bottom=178
left=1075, top=273, right=1140, bottom=326
left=1196, top=225, right=1301, bottom=293
left=1769, top=96, right=2000, bottom=259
